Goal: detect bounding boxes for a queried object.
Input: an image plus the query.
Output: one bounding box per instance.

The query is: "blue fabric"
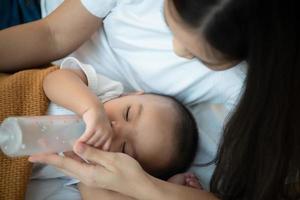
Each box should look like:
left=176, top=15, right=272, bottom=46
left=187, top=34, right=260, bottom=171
left=0, top=0, right=41, bottom=29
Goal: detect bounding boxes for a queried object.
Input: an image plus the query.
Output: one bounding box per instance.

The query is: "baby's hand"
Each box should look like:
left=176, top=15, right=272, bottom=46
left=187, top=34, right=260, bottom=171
left=167, top=172, right=203, bottom=190
left=79, top=106, right=113, bottom=151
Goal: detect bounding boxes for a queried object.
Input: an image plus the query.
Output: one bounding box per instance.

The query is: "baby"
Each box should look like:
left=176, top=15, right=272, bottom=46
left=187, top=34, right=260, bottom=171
left=42, top=57, right=199, bottom=180
left=26, top=57, right=201, bottom=199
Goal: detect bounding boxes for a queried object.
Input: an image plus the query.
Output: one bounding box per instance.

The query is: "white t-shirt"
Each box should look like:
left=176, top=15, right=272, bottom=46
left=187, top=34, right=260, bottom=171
left=26, top=57, right=124, bottom=200
left=40, top=0, right=247, bottom=190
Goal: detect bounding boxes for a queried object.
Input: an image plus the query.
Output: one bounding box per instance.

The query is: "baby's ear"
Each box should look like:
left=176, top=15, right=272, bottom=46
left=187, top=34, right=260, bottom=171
left=120, top=91, right=144, bottom=97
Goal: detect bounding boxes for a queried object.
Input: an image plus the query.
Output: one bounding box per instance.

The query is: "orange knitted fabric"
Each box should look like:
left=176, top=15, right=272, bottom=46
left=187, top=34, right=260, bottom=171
left=0, top=66, right=58, bottom=200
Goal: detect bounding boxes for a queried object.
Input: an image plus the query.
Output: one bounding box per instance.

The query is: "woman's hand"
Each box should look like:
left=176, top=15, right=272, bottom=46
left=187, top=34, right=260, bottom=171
left=29, top=142, right=219, bottom=200
left=29, top=142, right=153, bottom=199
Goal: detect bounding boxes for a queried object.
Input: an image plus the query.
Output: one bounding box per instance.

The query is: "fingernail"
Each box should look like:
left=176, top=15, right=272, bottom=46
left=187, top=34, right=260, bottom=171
left=28, top=157, right=35, bottom=162
left=28, top=156, right=40, bottom=163
left=75, top=142, right=86, bottom=154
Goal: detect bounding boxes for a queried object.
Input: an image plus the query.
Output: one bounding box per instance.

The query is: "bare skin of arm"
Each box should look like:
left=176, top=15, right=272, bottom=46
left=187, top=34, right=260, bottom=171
left=78, top=174, right=218, bottom=200
left=0, top=0, right=101, bottom=72
left=78, top=172, right=203, bottom=200
left=143, top=177, right=219, bottom=200
left=78, top=183, right=136, bottom=200
left=43, top=68, right=100, bottom=115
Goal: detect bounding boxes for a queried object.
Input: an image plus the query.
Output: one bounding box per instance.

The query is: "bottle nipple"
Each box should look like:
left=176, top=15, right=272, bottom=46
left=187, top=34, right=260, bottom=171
left=0, top=118, right=22, bottom=156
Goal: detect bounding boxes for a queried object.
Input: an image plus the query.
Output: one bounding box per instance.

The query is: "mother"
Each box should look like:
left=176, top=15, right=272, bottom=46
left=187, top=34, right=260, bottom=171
left=1, top=0, right=299, bottom=199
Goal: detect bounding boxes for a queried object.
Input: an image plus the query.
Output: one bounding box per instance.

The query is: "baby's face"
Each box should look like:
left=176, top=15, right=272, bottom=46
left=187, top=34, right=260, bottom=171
left=103, top=93, right=177, bottom=174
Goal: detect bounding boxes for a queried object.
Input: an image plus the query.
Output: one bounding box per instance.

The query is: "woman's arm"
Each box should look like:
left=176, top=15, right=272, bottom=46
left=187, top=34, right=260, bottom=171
left=78, top=183, right=136, bottom=200
left=0, top=0, right=101, bottom=72
left=143, top=176, right=218, bottom=200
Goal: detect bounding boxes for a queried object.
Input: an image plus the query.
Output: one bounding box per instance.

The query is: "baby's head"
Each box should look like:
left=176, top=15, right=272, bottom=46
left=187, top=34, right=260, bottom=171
left=104, top=92, right=198, bottom=179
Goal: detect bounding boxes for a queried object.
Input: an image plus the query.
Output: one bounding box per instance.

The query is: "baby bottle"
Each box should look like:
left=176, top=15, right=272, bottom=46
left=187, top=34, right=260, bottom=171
left=0, top=115, right=85, bottom=157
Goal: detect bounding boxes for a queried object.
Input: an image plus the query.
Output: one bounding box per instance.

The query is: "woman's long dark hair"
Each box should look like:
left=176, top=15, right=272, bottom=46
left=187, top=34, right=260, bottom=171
left=173, top=0, right=299, bottom=199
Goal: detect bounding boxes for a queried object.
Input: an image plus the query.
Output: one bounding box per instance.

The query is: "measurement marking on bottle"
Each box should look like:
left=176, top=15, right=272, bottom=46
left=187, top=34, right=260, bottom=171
left=41, top=125, right=48, bottom=133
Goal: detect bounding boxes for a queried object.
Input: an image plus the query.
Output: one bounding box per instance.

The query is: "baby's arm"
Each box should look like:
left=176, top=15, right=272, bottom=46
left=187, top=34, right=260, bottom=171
left=43, top=68, right=113, bottom=150
left=43, top=68, right=97, bottom=117
left=0, top=0, right=101, bottom=72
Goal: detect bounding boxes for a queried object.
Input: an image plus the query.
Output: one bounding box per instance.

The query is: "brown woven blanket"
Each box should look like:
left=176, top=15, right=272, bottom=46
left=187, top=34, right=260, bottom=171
left=0, top=66, right=58, bottom=200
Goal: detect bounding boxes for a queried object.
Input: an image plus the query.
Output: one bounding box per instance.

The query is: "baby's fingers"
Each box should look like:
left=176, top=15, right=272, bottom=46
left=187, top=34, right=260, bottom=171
left=186, top=177, right=203, bottom=189
left=102, top=137, right=112, bottom=151
left=87, top=131, right=103, bottom=145
left=79, top=128, right=94, bottom=142
left=93, top=133, right=111, bottom=150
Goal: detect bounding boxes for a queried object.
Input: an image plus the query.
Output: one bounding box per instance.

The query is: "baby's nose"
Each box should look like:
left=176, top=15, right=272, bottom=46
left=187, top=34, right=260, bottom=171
left=109, top=121, right=123, bottom=153
left=110, top=121, right=122, bottom=139
left=111, top=121, right=119, bottom=132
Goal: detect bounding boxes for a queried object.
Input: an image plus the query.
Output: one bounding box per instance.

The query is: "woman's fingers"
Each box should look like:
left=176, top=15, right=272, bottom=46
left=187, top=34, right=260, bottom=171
left=64, top=151, right=87, bottom=163
left=29, top=142, right=118, bottom=173
left=56, top=166, right=81, bottom=180
left=29, top=153, right=78, bottom=169
left=57, top=164, right=108, bottom=188
left=73, top=142, right=117, bottom=171
left=29, top=153, right=62, bottom=165
left=29, top=152, right=98, bottom=180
